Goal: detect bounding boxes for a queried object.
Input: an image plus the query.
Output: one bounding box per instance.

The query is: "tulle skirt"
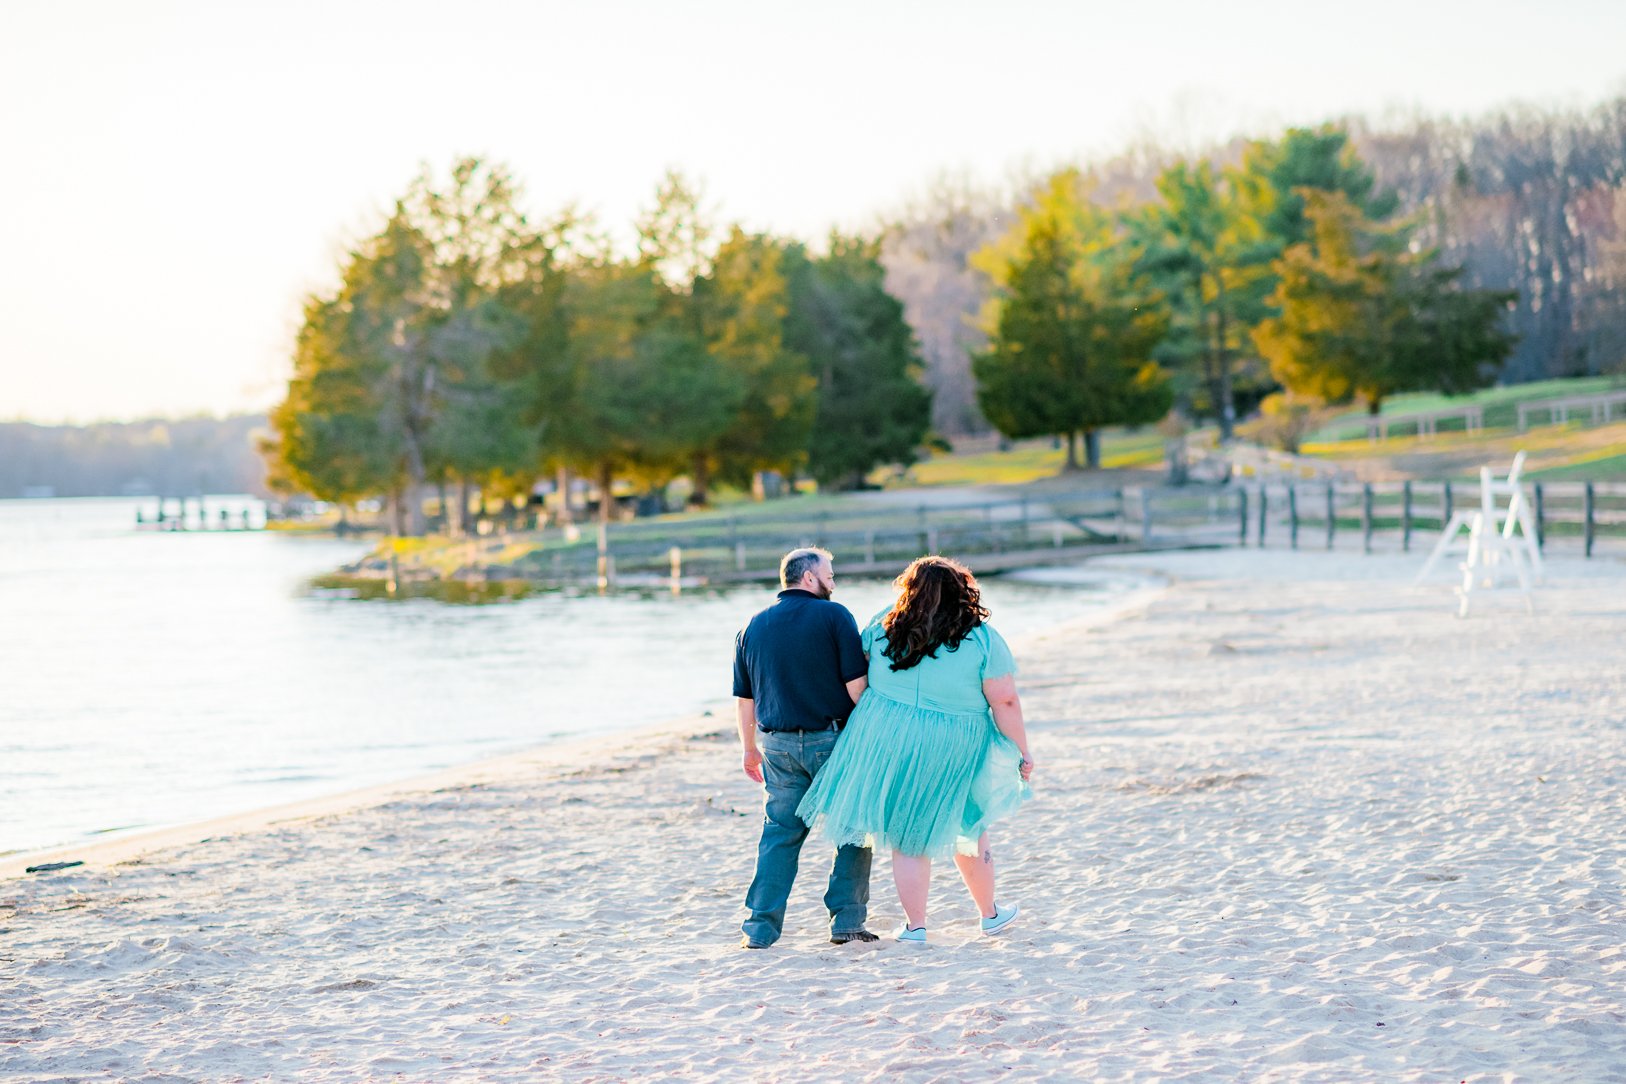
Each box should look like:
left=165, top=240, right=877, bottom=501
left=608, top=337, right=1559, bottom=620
left=796, top=689, right=1031, bottom=859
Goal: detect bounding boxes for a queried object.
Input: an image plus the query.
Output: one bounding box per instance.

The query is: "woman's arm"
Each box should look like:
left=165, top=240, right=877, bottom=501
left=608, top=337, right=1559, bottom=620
left=982, top=673, right=1033, bottom=782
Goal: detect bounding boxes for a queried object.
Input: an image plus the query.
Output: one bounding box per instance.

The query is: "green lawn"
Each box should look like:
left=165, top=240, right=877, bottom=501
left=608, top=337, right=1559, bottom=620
left=880, top=428, right=1168, bottom=488
left=1309, top=375, right=1624, bottom=442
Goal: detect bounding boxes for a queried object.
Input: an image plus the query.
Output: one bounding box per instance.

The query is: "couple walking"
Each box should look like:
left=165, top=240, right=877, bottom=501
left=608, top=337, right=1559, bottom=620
left=733, top=547, right=1034, bottom=948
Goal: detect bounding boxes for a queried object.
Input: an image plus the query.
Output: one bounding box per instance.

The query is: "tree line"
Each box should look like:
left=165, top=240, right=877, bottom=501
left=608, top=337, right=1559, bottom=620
left=966, top=126, right=1514, bottom=466
left=0, top=416, right=268, bottom=499
left=262, top=164, right=930, bottom=534
left=886, top=96, right=1626, bottom=440
left=267, top=100, right=1620, bottom=524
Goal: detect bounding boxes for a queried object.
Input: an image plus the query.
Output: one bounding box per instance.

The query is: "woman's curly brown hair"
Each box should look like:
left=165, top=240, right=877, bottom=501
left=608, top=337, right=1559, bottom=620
left=881, top=556, right=990, bottom=671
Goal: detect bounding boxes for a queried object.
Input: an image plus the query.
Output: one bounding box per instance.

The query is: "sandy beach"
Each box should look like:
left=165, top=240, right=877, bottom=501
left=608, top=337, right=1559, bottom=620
left=4, top=548, right=1625, bottom=1082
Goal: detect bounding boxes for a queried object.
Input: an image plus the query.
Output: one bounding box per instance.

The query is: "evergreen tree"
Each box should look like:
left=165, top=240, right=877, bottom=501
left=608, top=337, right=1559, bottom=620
left=405, top=158, right=535, bottom=533
left=267, top=293, right=398, bottom=509
left=268, top=208, right=442, bottom=533
left=1254, top=191, right=1514, bottom=414
left=1240, top=125, right=1400, bottom=252
left=268, top=158, right=536, bottom=536
left=1127, top=161, right=1275, bottom=440
left=782, top=235, right=932, bottom=491
left=688, top=229, right=802, bottom=503
left=973, top=171, right=1172, bottom=470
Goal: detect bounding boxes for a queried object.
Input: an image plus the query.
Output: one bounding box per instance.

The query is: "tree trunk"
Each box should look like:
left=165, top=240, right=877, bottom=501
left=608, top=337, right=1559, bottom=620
left=457, top=478, right=474, bottom=537
left=596, top=462, right=615, bottom=525
left=1084, top=429, right=1102, bottom=470
left=1215, top=305, right=1235, bottom=442
left=555, top=465, right=573, bottom=525
left=1064, top=431, right=1081, bottom=471
left=398, top=435, right=427, bottom=538
left=388, top=486, right=406, bottom=537
left=689, top=453, right=711, bottom=508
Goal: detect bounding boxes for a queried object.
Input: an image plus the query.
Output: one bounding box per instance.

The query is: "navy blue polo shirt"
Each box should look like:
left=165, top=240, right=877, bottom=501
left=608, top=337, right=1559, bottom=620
left=732, top=589, right=867, bottom=732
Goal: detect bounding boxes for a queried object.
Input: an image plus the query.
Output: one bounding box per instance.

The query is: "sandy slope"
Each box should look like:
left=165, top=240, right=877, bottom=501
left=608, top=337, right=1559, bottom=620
left=4, top=550, right=1624, bottom=1082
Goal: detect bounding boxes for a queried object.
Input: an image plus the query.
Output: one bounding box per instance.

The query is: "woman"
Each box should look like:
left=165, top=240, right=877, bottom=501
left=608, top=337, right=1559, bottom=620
left=797, top=555, right=1034, bottom=943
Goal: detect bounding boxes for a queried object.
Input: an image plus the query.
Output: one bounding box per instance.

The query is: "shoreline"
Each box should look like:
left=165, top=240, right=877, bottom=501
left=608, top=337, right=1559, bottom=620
left=5, top=561, right=1166, bottom=883
left=0, top=711, right=726, bottom=882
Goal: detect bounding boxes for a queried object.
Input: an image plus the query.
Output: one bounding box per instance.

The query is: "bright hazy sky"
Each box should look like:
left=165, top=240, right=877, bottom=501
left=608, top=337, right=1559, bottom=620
left=4, top=0, right=1624, bottom=424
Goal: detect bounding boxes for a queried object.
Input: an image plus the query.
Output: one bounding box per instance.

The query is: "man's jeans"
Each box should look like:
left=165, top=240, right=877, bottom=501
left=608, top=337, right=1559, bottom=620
left=742, top=727, right=871, bottom=946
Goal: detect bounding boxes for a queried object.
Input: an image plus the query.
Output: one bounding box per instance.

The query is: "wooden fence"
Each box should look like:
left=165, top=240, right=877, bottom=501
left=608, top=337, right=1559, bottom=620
left=501, top=488, right=1247, bottom=588
left=435, top=479, right=1623, bottom=589
left=1232, top=479, right=1626, bottom=556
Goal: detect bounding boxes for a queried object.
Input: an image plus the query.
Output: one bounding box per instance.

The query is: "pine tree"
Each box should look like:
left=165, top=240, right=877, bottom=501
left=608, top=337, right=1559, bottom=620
left=973, top=171, right=1172, bottom=470
left=1254, top=191, right=1514, bottom=414
left=1127, top=161, right=1275, bottom=440
left=783, top=235, right=933, bottom=491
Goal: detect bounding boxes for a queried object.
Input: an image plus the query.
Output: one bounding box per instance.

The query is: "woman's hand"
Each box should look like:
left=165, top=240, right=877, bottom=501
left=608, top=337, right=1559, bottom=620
left=1018, top=753, right=1034, bottom=783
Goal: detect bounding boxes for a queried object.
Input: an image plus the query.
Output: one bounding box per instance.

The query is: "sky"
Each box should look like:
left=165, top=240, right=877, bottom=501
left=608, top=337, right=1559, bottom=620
left=3, top=0, right=1624, bottom=424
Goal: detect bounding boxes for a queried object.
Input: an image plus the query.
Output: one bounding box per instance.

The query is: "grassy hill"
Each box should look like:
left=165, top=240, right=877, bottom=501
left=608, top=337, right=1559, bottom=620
left=1295, top=376, right=1626, bottom=481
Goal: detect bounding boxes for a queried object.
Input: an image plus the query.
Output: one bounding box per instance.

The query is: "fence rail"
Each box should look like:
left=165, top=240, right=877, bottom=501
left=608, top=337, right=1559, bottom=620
left=1233, top=479, right=1626, bottom=557
left=1516, top=389, right=1626, bottom=432
left=1364, top=406, right=1485, bottom=442
left=398, top=478, right=1624, bottom=589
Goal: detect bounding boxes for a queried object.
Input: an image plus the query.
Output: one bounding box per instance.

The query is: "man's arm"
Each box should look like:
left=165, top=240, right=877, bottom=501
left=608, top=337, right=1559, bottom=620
left=845, top=675, right=867, bottom=704
left=834, top=607, right=868, bottom=706
left=736, top=697, right=763, bottom=783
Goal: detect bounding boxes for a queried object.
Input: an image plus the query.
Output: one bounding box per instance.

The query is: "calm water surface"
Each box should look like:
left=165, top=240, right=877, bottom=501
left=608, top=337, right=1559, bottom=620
left=0, top=497, right=1142, bottom=856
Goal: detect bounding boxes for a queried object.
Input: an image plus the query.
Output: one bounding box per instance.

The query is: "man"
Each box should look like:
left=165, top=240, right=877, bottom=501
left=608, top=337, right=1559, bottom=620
left=733, top=547, right=875, bottom=948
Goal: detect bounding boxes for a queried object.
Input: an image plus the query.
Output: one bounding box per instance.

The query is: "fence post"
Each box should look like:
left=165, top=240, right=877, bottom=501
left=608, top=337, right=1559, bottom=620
left=1533, top=483, right=1545, bottom=551
left=917, top=505, right=929, bottom=553
left=1362, top=483, right=1374, bottom=554
left=1443, top=481, right=1453, bottom=529
left=864, top=530, right=876, bottom=565
left=1238, top=486, right=1249, bottom=546
left=1258, top=486, right=1269, bottom=548
left=1288, top=485, right=1299, bottom=549
left=1141, top=489, right=1154, bottom=544
left=1402, top=481, right=1413, bottom=552
left=1326, top=483, right=1336, bottom=550
left=1584, top=483, right=1596, bottom=558
left=735, top=540, right=747, bottom=572
left=669, top=546, right=682, bottom=593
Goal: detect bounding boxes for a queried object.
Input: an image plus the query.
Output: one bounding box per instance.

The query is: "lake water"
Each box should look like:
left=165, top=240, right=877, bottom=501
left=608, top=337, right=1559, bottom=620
left=0, top=497, right=1146, bottom=857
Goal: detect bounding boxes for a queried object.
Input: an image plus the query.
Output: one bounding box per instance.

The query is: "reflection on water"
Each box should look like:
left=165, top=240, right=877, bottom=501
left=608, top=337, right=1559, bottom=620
left=0, top=497, right=1143, bottom=856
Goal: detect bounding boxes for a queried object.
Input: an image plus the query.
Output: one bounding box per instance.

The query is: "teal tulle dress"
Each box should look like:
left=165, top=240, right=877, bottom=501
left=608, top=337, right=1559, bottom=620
left=796, top=614, right=1031, bottom=859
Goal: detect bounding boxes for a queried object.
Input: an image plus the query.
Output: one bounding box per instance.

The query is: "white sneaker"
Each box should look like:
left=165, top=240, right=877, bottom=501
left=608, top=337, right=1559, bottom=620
left=980, top=902, right=1020, bottom=936
left=891, top=923, right=927, bottom=944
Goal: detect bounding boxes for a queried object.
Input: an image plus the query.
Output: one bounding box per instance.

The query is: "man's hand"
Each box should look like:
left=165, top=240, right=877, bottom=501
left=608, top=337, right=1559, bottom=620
left=742, top=745, right=764, bottom=783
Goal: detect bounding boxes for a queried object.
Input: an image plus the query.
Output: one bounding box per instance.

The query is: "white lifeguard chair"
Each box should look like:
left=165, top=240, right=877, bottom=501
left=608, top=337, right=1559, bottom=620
left=1415, top=452, right=1542, bottom=615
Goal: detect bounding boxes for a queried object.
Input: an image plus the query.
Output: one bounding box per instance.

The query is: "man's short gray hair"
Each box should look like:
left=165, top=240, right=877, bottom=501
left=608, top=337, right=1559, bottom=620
left=780, top=547, right=832, bottom=589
